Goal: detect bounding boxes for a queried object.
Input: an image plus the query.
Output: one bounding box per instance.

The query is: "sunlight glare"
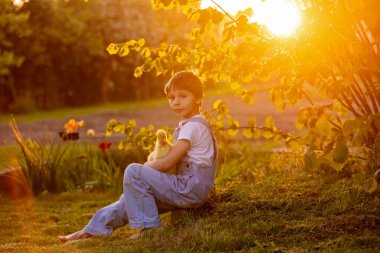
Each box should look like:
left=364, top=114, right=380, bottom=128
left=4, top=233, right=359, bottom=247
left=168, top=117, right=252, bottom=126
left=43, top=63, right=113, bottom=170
left=201, top=0, right=301, bottom=37
left=257, top=0, right=301, bottom=36
left=13, top=0, right=26, bottom=6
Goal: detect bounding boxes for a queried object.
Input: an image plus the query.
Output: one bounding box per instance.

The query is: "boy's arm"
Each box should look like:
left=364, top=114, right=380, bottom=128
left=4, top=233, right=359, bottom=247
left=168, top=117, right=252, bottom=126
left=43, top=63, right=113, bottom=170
left=144, top=139, right=190, bottom=172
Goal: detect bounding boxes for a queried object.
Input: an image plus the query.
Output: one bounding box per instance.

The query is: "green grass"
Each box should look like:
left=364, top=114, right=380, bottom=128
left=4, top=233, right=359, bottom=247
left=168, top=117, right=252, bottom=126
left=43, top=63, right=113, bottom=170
left=0, top=98, right=166, bottom=124
left=0, top=145, right=22, bottom=170
left=0, top=147, right=379, bottom=252
left=0, top=85, right=259, bottom=124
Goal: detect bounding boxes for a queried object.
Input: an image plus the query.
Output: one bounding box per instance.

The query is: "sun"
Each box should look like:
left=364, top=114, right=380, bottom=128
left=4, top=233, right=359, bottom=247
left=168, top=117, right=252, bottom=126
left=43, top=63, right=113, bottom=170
left=201, top=0, right=301, bottom=37
left=255, top=0, right=301, bottom=36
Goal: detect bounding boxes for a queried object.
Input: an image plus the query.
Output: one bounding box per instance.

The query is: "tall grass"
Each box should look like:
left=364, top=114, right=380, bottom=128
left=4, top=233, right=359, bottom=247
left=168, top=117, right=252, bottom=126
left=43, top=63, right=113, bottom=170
left=9, top=118, right=150, bottom=195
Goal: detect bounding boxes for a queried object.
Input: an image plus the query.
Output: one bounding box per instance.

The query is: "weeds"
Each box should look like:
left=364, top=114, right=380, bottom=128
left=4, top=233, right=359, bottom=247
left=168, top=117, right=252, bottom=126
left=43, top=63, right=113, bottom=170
left=8, top=119, right=149, bottom=196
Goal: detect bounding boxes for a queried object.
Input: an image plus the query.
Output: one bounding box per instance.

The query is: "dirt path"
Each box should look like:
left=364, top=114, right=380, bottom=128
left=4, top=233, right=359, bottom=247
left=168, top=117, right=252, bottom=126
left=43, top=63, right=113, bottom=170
left=0, top=91, right=305, bottom=145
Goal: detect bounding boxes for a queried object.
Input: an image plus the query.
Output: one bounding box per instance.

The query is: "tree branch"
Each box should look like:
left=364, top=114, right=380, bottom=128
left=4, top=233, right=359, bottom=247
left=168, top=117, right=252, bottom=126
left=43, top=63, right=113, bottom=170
left=359, top=70, right=379, bottom=113
left=329, top=70, right=364, bottom=117
left=209, top=0, right=237, bottom=23
left=351, top=78, right=372, bottom=115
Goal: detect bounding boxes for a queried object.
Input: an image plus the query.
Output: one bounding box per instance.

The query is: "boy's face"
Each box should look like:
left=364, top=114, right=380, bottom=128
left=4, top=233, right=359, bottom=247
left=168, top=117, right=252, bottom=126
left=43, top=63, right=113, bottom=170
left=167, top=88, right=202, bottom=120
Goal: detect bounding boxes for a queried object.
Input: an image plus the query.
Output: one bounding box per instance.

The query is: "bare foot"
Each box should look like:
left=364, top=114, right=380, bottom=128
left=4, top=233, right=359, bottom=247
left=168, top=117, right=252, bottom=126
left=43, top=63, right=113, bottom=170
left=58, top=230, right=92, bottom=243
left=129, top=227, right=162, bottom=240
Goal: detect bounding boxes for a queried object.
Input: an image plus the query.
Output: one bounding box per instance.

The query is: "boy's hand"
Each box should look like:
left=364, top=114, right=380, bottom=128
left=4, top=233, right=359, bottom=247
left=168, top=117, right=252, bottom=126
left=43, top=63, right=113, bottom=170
left=144, top=139, right=190, bottom=172
left=144, top=161, right=153, bottom=168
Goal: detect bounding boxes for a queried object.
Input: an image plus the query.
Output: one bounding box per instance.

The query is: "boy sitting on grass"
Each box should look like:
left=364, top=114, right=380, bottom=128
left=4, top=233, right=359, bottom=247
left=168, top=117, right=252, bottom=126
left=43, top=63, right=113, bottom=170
left=59, top=70, right=218, bottom=241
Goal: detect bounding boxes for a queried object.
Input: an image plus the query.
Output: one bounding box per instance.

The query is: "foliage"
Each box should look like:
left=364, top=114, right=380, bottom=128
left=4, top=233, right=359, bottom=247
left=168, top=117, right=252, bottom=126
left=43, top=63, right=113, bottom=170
left=0, top=0, right=31, bottom=111
left=109, top=0, right=380, bottom=175
left=10, top=119, right=69, bottom=194
left=105, top=118, right=174, bottom=155
left=0, top=0, right=194, bottom=113
left=9, top=118, right=147, bottom=195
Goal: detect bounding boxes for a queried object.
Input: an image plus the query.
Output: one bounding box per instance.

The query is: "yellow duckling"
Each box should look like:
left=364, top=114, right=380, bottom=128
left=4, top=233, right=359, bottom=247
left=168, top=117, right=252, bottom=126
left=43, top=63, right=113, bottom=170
left=147, top=129, right=177, bottom=174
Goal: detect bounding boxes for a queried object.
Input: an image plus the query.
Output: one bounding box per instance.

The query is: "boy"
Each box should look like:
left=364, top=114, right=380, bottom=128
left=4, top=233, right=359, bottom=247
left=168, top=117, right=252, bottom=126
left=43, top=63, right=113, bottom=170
left=59, top=71, right=217, bottom=241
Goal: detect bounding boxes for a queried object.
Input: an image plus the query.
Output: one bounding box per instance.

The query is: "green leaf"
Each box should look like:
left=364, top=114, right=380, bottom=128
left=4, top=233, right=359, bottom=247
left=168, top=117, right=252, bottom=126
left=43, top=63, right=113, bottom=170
left=288, top=140, right=303, bottom=152
left=332, top=138, right=349, bottom=163
left=352, top=127, right=365, bottom=146
left=242, top=93, right=255, bottom=105
left=243, top=128, right=253, bottom=139
left=315, top=116, right=331, bottom=135
left=129, top=118, right=137, bottom=128
left=248, top=117, right=256, bottom=127
left=113, top=123, right=124, bottom=133
left=227, top=120, right=239, bottom=136
left=154, top=59, right=164, bottom=76
left=147, top=124, right=155, bottom=131
left=118, top=141, right=124, bottom=150
left=141, top=47, right=151, bottom=58
left=197, top=8, right=211, bottom=25
left=265, top=116, right=275, bottom=129
left=106, top=43, right=119, bottom=55
left=263, top=130, right=273, bottom=139
left=230, top=82, right=240, bottom=90
left=343, top=119, right=361, bottom=136
left=118, top=46, right=130, bottom=57
left=263, top=116, right=275, bottom=138
left=295, top=108, right=311, bottom=129
left=223, top=25, right=235, bottom=41
left=253, top=129, right=261, bottom=139
left=324, top=158, right=345, bottom=172
left=213, top=100, right=227, bottom=113
left=141, top=137, right=153, bottom=151
left=304, top=149, right=321, bottom=171
left=210, top=9, right=223, bottom=24
left=190, top=28, right=200, bottom=40
left=134, top=66, right=143, bottom=78
left=125, top=39, right=137, bottom=47
left=138, top=38, right=145, bottom=47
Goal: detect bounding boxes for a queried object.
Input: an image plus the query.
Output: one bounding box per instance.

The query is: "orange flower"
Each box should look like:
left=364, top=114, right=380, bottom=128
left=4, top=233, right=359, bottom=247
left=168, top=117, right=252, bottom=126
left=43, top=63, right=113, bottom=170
left=64, top=119, right=84, bottom=133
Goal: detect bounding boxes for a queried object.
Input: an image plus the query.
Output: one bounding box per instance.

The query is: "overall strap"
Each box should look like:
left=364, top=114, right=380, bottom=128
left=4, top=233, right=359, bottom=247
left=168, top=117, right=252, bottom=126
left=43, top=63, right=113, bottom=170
left=174, top=116, right=218, bottom=165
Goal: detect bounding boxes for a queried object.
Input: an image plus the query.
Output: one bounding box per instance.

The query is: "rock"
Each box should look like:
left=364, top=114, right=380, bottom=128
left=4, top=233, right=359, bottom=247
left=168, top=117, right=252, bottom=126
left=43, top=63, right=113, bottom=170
left=0, top=167, right=32, bottom=199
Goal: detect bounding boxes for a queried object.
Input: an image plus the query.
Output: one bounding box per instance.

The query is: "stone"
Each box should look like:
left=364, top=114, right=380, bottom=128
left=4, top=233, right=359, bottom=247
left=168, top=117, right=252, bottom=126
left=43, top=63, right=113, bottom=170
left=0, top=167, right=31, bottom=199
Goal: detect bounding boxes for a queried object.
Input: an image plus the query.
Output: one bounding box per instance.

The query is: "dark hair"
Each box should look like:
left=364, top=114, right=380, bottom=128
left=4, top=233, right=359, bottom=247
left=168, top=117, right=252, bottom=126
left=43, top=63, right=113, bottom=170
left=164, top=71, right=204, bottom=98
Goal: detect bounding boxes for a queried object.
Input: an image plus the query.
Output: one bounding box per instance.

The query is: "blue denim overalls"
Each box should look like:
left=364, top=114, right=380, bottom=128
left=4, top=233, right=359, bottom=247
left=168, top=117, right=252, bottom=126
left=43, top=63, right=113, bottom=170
left=83, top=116, right=217, bottom=235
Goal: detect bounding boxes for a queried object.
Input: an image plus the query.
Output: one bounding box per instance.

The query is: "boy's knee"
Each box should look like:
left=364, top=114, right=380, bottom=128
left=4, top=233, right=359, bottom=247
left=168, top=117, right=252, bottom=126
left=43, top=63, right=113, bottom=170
left=124, top=163, right=141, bottom=182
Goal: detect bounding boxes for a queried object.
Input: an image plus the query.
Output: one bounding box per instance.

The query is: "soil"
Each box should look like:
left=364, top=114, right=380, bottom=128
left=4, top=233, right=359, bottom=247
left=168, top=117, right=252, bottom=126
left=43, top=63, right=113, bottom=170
left=0, top=91, right=305, bottom=145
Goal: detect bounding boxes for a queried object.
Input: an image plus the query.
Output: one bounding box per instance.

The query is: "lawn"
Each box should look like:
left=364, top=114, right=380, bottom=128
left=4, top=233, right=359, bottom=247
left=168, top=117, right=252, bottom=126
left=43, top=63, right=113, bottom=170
left=0, top=146, right=21, bottom=170
left=0, top=146, right=379, bottom=253
left=0, top=95, right=379, bottom=252
left=0, top=99, right=167, bottom=124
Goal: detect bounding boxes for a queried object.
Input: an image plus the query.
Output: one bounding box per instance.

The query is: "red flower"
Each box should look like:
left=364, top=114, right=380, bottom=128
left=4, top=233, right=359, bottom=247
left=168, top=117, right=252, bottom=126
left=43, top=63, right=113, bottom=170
left=98, top=142, right=112, bottom=152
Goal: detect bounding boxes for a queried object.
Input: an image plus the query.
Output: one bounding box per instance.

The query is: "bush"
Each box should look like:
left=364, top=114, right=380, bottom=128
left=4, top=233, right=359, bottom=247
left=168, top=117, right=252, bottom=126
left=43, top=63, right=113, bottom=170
left=10, top=119, right=149, bottom=195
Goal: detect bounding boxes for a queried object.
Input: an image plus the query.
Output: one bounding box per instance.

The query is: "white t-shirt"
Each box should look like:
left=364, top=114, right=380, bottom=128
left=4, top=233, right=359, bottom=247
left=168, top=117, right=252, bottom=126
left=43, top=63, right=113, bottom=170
left=177, top=115, right=214, bottom=166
